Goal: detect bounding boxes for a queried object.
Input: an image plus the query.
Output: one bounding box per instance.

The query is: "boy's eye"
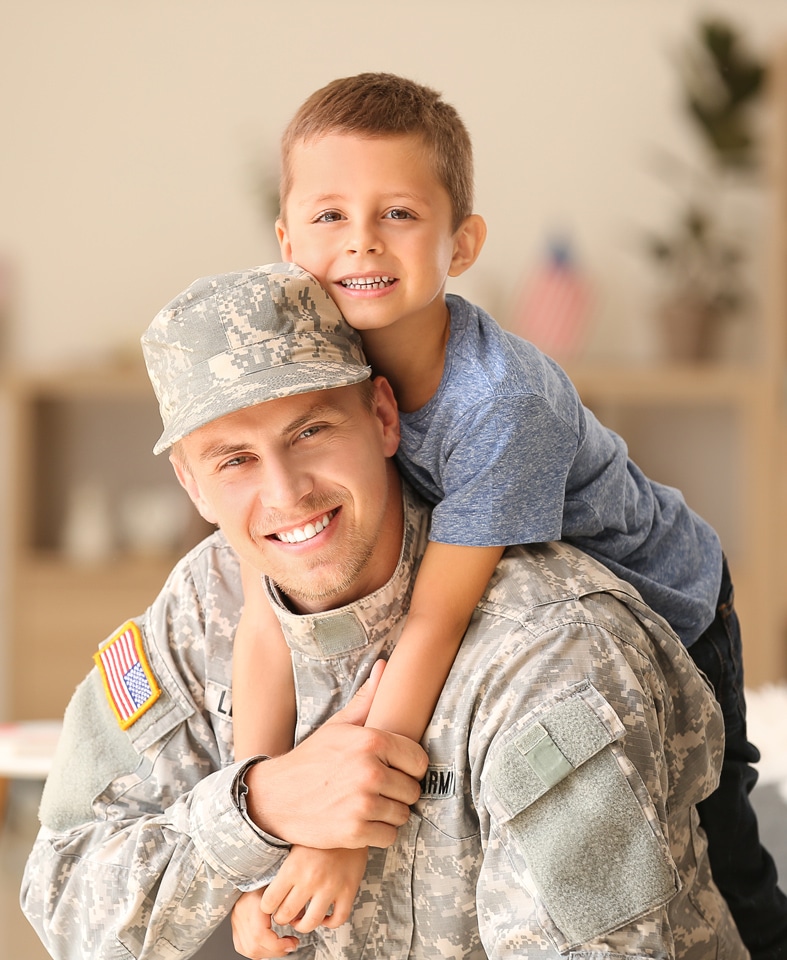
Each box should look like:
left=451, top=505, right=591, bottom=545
left=314, top=210, right=343, bottom=223
left=384, top=208, right=414, bottom=220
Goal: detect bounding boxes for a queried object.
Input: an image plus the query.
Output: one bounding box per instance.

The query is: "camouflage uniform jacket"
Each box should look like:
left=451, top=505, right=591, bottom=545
left=21, top=485, right=746, bottom=959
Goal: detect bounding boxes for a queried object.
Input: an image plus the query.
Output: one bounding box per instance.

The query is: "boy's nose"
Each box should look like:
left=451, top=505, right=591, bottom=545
left=347, top=223, right=383, bottom=255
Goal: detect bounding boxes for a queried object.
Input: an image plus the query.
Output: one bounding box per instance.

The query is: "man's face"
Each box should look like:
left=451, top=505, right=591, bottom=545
left=277, top=133, right=465, bottom=337
left=173, top=380, right=402, bottom=613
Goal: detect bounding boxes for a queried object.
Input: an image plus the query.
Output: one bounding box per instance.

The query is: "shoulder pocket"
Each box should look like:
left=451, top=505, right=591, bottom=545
left=482, top=680, right=677, bottom=952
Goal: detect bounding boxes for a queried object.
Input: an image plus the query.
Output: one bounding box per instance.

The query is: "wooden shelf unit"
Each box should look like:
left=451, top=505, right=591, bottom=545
left=563, top=362, right=785, bottom=688
left=6, top=365, right=211, bottom=720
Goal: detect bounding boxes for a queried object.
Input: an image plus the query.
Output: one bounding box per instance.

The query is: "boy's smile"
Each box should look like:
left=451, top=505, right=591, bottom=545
left=340, top=275, right=396, bottom=292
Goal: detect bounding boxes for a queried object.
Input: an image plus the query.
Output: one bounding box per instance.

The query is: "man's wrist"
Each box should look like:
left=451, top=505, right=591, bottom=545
left=232, top=755, right=288, bottom=844
left=241, top=752, right=299, bottom=843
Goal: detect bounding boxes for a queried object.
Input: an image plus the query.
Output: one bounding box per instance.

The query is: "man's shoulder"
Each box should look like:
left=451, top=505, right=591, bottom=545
left=163, top=527, right=240, bottom=592
left=147, top=527, right=242, bottom=660
left=483, top=540, right=644, bottom=628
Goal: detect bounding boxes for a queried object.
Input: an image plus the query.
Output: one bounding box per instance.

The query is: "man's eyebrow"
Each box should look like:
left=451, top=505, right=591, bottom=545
left=196, top=402, right=341, bottom=462
left=284, top=403, right=339, bottom=434
left=197, top=442, right=248, bottom=464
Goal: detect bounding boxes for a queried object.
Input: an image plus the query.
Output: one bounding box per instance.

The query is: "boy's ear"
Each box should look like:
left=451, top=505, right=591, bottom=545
left=170, top=456, right=219, bottom=525
left=276, top=218, right=292, bottom=261
left=448, top=214, right=487, bottom=278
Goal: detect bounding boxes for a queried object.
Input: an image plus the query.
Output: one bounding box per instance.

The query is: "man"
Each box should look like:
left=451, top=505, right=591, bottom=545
left=21, top=263, right=746, bottom=958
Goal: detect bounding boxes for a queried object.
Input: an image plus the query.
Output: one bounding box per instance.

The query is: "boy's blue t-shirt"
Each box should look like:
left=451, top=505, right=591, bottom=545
left=395, top=294, right=723, bottom=646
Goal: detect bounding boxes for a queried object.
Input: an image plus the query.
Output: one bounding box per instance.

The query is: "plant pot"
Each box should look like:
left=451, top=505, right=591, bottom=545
left=657, top=296, right=722, bottom=363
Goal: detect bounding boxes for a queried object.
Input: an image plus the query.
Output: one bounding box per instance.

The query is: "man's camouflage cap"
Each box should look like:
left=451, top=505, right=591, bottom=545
left=142, top=263, right=371, bottom=454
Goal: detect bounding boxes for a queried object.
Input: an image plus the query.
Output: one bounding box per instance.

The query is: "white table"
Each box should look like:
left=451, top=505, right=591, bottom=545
left=0, top=720, right=62, bottom=820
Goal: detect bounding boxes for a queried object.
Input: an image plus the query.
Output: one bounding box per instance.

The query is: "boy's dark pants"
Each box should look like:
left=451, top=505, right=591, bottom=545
left=688, top=556, right=787, bottom=960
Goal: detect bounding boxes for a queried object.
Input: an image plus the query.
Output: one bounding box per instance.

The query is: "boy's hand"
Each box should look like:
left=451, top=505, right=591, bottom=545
left=260, top=845, right=369, bottom=933
left=231, top=890, right=299, bottom=958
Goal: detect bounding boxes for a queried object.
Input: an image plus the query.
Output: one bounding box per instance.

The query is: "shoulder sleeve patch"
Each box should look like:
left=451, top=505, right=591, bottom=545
left=482, top=681, right=677, bottom=950
left=94, top=620, right=161, bottom=729
left=39, top=670, right=141, bottom=831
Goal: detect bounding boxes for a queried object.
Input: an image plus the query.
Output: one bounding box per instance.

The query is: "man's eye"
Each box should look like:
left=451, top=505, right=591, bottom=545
left=220, top=455, right=251, bottom=470
left=298, top=425, right=321, bottom=439
left=315, top=210, right=343, bottom=223
left=384, top=208, right=413, bottom=220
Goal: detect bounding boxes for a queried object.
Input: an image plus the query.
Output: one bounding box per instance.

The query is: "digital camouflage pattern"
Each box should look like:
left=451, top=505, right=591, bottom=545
left=21, top=486, right=747, bottom=958
left=142, top=263, right=371, bottom=455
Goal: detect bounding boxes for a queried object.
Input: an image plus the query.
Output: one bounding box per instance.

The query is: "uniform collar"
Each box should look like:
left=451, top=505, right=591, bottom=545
left=263, top=483, right=429, bottom=660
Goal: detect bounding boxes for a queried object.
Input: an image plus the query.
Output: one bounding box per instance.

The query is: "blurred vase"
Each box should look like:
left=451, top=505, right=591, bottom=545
left=62, top=481, right=114, bottom=563
left=119, top=486, right=191, bottom=557
left=657, top=295, right=723, bottom=363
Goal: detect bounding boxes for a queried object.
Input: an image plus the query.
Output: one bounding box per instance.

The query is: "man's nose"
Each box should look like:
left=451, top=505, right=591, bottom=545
left=259, top=457, right=312, bottom=508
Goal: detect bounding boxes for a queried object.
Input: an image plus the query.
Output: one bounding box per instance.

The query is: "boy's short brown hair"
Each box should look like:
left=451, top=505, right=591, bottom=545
left=280, top=73, right=474, bottom=232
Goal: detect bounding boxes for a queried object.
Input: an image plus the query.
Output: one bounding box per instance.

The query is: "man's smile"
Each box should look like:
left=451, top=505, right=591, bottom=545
left=271, top=509, right=337, bottom=544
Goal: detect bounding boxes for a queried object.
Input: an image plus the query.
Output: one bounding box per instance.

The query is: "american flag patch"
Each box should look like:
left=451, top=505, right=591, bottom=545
left=94, top=621, right=161, bottom=729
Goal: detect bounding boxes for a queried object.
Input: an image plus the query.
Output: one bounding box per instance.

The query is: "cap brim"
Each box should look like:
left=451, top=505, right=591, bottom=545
left=154, top=360, right=371, bottom=454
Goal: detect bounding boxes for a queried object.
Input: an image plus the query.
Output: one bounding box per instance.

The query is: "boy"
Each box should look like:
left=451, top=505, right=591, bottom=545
left=233, top=73, right=786, bottom=957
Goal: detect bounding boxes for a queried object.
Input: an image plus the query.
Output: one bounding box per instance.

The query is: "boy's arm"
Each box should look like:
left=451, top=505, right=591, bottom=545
left=237, top=544, right=502, bottom=941
left=232, top=891, right=300, bottom=958
left=365, top=541, right=504, bottom=739
left=260, top=845, right=369, bottom=933
left=233, top=560, right=296, bottom=759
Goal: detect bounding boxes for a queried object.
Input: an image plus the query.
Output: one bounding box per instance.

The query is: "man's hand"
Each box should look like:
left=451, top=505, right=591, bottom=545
left=231, top=890, right=298, bottom=958
left=244, top=661, right=427, bottom=849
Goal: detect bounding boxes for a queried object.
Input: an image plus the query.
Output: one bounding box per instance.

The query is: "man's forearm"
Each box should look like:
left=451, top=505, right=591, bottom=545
left=21, top=765, right=285, bottom=960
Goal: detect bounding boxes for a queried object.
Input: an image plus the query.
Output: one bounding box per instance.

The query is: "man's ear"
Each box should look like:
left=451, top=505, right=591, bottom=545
left=276, top=218, right=292, bottom=261
left=170, top=455, right=219, bottom=525
left=448, top=214, right=487, bottom=278
left=371, top=377, right=401, bottom=457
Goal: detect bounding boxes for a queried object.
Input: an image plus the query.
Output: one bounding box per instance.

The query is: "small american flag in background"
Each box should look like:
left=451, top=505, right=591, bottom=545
left=94, top=621, right=160, bottom=729
left=513, top=240, right=591, bottom=362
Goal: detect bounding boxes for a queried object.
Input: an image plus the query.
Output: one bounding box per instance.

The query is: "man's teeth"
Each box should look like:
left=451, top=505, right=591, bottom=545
left=341, top=276, right=394, bottom=290
left=275, top=512, right=334, bottom=544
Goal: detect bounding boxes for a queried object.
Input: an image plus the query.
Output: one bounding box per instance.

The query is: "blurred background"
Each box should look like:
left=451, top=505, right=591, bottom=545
left=2, top=2, right=787, bottom=955
left=4, top=0, right=786, bottom=717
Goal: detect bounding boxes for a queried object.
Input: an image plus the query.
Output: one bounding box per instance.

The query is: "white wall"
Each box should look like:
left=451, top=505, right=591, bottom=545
left=2, top=0, right=787, bottom=715
left=3, top=0, right=786, bottom=370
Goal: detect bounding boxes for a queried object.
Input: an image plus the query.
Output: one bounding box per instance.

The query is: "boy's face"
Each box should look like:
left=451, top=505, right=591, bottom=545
left=277, top=133, right=477, bottom=335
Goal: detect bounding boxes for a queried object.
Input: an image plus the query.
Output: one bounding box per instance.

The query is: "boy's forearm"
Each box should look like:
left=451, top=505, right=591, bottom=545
left=365, top=542, right=504, bottom=740
left=364, top=614, right=462, bottom=739
left=233, top=570, right=296, bottom=759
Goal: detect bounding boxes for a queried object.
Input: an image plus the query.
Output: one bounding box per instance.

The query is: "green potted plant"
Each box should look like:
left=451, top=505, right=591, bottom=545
left=646, top=17, right=766, bottom=362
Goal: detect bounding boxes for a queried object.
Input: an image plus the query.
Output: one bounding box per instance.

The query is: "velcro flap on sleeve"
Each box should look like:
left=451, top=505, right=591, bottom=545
left=486, top=679, right=625, bottom=821
left=39, top=670, right=142, bottom=831
left=483, top=680, right=677, bottom=950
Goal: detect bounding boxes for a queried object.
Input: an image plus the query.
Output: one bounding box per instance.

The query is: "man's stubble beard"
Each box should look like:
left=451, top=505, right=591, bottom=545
left=270, top=531, right=376, bottom=605
left=251, top=493, right=377, bottom=605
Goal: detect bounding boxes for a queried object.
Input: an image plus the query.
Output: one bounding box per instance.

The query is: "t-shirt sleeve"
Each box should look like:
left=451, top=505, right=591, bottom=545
left=427, top=394, right=580, bottom=547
